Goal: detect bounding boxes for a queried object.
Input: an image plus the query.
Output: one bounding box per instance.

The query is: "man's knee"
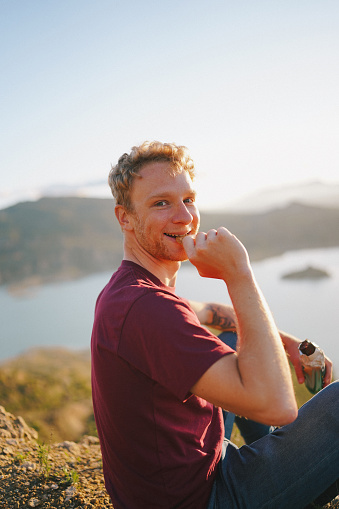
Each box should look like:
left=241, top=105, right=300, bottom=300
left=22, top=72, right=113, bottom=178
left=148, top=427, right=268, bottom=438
left=305, top=380, right=339, bottom=421
left=320, top=379, right=339, bottom=400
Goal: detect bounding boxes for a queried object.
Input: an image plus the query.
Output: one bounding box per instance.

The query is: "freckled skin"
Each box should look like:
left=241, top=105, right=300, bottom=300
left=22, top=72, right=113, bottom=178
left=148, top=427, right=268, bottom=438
left=127, top=163, right=200, bottom=263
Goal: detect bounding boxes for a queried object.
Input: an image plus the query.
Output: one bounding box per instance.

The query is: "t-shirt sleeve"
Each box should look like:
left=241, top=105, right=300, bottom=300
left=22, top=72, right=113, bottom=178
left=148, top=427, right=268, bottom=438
left=118, top=290, right=234, bottom=401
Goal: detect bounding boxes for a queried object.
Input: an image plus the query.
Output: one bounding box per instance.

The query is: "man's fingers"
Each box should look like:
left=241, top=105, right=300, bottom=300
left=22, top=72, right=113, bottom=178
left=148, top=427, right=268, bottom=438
left=194, top=231, right=208, bottom=248
left=182, top=235, right=196, bottom=257
left=323, top=358, right=333, bottom=386
left=295, top=364, right=305, bottom=385
left=182, top=231, right=209, bottom=257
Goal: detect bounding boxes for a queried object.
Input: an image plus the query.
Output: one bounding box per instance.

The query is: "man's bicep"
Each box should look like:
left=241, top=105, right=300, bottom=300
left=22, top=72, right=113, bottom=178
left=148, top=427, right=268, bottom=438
left=191, top=353, right=290, bottom=424
left=190, top=352, right=243, bottom=411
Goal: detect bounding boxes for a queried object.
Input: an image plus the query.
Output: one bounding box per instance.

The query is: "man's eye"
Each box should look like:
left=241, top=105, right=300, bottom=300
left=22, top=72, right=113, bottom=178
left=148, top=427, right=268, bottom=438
left=155, top=201, right=167, bottom=207
left=184, top=197, right=194, bottom=204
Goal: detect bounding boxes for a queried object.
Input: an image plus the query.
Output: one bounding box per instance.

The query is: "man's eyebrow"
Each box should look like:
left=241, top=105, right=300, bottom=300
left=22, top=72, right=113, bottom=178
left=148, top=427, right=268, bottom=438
left=147, top=189, right=197, bottom=201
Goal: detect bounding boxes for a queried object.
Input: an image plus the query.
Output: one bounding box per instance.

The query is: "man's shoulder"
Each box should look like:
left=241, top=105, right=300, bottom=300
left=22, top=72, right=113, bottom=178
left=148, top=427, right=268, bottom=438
left=109, top=261, right=169, bottom=294
left=94, top=263, right=191, bottom=340
left=98, top=261, right=180, bottom=310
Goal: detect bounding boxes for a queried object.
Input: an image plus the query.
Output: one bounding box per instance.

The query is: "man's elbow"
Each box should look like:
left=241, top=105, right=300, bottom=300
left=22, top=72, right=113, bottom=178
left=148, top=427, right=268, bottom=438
left=266, top=399, right=298, bottom=426
left=254, top=391, right=298, bottom=426
left=274, top=403, right=298, bottom=425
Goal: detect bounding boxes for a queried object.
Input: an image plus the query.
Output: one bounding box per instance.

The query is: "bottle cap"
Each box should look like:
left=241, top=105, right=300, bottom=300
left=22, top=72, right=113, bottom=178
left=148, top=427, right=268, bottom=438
left=299, top=339, right=316, bottom=356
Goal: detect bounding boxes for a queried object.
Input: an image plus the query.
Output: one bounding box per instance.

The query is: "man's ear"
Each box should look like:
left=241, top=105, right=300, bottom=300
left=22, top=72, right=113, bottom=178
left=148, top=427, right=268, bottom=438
left=115, top=205, right=134, bottom=232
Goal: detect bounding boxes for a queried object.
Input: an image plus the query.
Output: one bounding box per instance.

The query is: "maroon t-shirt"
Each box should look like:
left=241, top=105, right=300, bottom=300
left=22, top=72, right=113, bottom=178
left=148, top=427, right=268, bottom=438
left=91, top=261, right=234, bottom=509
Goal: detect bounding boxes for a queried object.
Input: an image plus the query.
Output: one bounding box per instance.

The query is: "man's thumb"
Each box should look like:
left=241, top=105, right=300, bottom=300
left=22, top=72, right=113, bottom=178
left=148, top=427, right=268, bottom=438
left=181, top=235, right=195, bottom=258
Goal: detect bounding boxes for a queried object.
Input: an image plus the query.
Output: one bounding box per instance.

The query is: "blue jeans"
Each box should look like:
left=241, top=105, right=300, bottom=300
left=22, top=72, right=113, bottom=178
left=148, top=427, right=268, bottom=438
left=208, top=340, right=339, bottom=508
left=219, top=332, right=273, bottom=444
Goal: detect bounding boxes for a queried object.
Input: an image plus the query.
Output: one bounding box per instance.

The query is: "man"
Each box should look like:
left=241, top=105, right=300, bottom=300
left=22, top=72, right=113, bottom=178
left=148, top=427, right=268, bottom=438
left=91, top=141, right=338, bottom=508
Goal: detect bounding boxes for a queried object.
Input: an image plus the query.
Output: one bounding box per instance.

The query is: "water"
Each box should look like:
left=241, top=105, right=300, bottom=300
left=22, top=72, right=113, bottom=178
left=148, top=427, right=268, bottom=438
left=1, top=247, right=338, bottom=373
left=177, top=247, right=339, bottom=372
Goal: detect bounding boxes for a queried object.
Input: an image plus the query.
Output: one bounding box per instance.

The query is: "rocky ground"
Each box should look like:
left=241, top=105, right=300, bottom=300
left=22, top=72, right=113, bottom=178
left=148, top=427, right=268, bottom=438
left=0, top=405, right=338, bottom=508
left=0, top=406, right=111, bottom=508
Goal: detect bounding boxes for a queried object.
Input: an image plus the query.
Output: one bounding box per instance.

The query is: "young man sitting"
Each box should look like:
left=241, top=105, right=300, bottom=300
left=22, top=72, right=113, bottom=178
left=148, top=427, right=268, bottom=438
left=91, top=141, right=338, bottom=508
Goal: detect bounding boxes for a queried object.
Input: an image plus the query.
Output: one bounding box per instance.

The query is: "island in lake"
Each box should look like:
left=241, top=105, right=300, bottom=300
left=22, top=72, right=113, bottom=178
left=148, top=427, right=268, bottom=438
left=281, top=265, right=330, bottom=280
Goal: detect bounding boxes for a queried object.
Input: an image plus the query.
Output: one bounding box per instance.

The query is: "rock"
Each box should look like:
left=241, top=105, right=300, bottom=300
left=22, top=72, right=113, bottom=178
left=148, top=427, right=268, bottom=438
left=0, top=428, right=12, bottom=439
left=6, top=438, right=18, bottom=446
left=0, top=406, right=38, bottom=441
left=1, top=445, right=14, bottom=455
left=15, top=415, right=38, bottom=440
left=21, top=461, right=37, bottom=471
left=55, top=440, right=80, bottom=455
left=281, top=265, right=330, bottom=280
left=80, top=435, right=100, bottom=445
left=28, top=498, right=41, bottom=507
left=65, top=485, right=77, bottom=501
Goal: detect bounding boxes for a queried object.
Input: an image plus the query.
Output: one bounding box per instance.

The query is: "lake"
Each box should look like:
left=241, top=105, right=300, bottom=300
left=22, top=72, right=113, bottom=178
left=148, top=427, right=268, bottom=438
left=1, top=247, right=338, bottom=373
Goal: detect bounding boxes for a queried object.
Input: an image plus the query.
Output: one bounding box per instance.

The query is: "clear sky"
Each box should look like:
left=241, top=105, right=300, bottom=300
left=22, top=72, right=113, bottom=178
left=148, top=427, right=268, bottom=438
left=1, top=0, right=339, bottom=210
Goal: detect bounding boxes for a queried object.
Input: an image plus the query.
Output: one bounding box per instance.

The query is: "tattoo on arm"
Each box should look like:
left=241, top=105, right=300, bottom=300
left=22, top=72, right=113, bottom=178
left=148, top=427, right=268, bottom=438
left=204, top=304, right=237, bottom=331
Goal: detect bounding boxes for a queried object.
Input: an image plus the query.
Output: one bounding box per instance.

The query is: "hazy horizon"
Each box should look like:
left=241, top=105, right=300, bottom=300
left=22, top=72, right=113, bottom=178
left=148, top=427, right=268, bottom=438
left=2, top=1, right=339, bottom=211
left=1, top=177, right=339, bottom=214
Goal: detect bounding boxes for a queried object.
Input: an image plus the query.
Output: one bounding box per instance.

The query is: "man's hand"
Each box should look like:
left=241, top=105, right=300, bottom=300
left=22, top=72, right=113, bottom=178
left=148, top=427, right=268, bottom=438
left=182, top=227, right=251, bottom=281
left=281, top=332, right=333, bottom=387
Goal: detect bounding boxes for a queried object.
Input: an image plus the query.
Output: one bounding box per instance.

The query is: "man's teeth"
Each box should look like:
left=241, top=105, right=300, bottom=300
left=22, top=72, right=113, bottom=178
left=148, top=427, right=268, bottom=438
left=165, top=233, right=187, bottom=238
left=164, top=232, right=190, bottom=244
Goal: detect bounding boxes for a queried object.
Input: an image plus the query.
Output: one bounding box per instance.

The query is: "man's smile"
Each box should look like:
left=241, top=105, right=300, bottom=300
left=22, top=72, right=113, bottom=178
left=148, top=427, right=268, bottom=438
left=164, top=231, right=192, bottom=242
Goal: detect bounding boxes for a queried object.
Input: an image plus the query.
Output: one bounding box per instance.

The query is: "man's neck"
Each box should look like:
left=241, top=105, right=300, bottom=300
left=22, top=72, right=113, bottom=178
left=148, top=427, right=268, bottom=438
left=123, top=248, right=180, bottom=287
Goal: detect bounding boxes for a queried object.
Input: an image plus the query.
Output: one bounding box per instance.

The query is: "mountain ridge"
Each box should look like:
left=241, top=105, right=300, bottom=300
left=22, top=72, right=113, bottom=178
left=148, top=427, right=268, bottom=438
left=1, top=196, right=339, bottom=287
left=226, top=180, right=339, bottom=213
left=2, top=179, right=339, bottom=213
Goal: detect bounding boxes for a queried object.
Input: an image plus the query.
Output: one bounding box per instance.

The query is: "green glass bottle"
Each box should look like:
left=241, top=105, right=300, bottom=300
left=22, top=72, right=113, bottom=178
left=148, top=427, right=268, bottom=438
left=298, top=340, right=325, bottom=394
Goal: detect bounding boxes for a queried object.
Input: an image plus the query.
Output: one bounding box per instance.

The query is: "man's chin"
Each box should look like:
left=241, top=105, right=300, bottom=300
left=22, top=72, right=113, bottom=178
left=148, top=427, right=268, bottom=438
left=170, top=247, right=189, bottom=263
left=178, top=255, right=189, bottom=263
left=172, top=255, right=189, bottom=263
left=162, top=252, right=188, bottom=263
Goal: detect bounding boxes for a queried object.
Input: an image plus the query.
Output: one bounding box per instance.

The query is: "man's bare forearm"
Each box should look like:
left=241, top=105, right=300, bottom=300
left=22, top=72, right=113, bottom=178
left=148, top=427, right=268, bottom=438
left=189, top=300, right=237, bottom=331
left=204, top=303, right=237, bottom=331
left=184, top=229, right=298, bottom=424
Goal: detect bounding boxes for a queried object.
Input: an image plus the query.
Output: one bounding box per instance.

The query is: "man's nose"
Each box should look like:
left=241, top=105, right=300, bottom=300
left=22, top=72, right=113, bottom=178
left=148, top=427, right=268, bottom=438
left=172, top=202, right=194, bottom=223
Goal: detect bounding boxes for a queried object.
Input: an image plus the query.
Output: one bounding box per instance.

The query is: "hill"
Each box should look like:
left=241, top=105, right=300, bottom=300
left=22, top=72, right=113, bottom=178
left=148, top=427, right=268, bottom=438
left=1, top=403, right=337, bottom=509
left=0, top=348, right=94, bottom=443
left=1, top=197, right=339, bottom=286
left=200, top=202, right=339, bottom=260
left=0, top=197, right=123, bottom=286
left=227, top=180, right=339, bottom=213
left=0, top=346, right=315, bottom=445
